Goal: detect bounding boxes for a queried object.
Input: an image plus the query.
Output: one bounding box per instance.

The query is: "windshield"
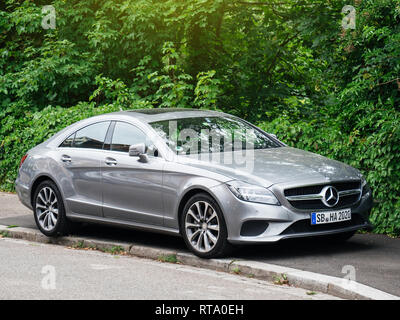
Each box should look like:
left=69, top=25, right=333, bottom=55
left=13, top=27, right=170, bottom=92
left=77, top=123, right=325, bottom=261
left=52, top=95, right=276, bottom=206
left=149, top=116, right=280, bottom=155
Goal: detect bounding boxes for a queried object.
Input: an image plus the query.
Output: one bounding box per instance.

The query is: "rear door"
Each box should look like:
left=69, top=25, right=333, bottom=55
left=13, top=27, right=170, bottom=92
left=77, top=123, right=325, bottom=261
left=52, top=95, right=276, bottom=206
left=58, top=121, right=111, bottom=217
left=101, top=121, right=165, bottom=225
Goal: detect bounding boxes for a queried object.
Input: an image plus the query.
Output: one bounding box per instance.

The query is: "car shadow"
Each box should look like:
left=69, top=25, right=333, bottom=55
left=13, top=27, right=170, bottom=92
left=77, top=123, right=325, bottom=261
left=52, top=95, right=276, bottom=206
left=74, top=222, right=378, bottom=260
left=2, top=214, right=378, bottom=260
left=73, top=223, right=187, bottom=252
left=233, top=236, right=378, bottom=261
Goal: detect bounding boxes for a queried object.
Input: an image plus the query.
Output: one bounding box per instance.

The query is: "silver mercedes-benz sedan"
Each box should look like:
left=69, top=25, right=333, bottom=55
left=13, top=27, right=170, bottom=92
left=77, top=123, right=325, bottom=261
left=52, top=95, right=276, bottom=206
left=15, top=108, right=373, bottom=258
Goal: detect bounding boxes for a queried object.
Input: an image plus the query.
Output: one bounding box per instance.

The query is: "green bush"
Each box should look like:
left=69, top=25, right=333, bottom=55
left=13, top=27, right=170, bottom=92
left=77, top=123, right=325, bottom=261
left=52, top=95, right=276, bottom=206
left=1, top=0, right=399, bottom=236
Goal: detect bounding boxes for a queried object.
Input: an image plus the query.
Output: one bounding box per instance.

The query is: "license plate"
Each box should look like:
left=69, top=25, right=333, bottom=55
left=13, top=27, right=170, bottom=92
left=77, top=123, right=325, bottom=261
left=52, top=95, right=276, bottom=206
left=311, top=209, right=351, bottom=225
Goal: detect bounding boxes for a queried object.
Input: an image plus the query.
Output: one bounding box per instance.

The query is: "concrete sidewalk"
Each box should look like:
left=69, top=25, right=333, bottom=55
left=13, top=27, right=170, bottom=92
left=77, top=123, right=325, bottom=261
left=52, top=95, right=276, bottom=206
left=2, top=237, right=339, bottom=300
left=1, top=192, right=399, bottom=299
left=0, top=192, right=29, bottom=218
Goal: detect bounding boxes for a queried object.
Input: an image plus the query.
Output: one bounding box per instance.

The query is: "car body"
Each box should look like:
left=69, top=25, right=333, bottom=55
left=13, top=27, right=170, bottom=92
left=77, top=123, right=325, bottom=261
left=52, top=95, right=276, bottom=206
left=15, top=109, right=373, bottom=258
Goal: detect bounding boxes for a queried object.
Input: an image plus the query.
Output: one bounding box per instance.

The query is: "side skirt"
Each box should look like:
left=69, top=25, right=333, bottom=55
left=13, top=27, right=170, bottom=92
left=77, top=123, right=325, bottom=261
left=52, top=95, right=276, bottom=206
left=67, top=213, right=181, bottom=237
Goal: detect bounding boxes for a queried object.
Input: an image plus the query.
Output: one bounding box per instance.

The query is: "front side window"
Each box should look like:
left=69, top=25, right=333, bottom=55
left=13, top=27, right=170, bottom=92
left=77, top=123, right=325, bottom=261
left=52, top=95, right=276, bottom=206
left=73, top=121, right=110, bottom=150
left=111, top=122, right=146, bottom=153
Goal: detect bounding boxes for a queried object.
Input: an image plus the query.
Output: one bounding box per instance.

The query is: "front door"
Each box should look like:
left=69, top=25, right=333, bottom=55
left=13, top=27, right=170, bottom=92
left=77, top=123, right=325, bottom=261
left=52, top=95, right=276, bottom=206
left=101, top=121, right=165, bottom=225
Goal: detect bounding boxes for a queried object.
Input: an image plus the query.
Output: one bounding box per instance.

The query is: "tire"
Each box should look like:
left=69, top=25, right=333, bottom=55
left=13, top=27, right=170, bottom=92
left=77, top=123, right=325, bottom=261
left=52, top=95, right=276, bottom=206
left=323, top=230, right=356, bottom=243
left=33, top=180, right=72, bottom=237
left=180, top=193, right=233, bottom=259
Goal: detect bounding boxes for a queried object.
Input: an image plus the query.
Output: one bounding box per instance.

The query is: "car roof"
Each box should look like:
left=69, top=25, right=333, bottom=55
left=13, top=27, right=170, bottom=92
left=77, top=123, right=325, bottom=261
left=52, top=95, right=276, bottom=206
left=110, top=108, right=233, bottom=123
left=42, top=108, right=237, bottom=149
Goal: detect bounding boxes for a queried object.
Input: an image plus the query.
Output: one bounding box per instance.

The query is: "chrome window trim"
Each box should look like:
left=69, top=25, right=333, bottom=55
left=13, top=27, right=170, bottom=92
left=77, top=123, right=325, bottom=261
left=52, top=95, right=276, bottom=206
left=286, top=189, right=361, bottom=201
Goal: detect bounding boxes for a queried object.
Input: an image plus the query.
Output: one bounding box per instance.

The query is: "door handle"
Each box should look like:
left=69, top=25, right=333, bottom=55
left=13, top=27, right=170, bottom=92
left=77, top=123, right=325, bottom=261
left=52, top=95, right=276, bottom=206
left=61, top=155, right=72, bottom=163
left=105, top=157, right=117, bottom=166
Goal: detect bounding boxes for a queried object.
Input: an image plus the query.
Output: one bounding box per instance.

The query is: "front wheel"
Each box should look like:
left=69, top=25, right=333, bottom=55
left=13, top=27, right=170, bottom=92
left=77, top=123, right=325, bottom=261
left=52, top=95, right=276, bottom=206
left=181, top=193, right=233, bottom=259
left=33, top=180, right=71, bottom=237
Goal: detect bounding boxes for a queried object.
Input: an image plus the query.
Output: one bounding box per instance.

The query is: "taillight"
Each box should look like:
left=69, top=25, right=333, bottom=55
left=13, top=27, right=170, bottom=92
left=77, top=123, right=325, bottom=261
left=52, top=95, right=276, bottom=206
left=19, top=154, right=28, bottom=168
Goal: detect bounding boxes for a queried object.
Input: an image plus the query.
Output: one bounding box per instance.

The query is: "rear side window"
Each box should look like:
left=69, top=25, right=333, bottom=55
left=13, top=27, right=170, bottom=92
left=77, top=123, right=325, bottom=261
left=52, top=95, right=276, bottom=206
left=60, top=133, right=75, bottom=148
left=74, top=122, right=111, bottom=149
left=111, top=122, right=146, bottom=153
left=59, top=121, right=110, bottom=150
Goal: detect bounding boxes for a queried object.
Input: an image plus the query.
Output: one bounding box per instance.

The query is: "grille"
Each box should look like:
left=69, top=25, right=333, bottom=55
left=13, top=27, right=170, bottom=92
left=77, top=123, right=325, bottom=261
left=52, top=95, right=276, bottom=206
left=280, top=213, right=365, bottom=235
left=284, top=180, right=361, bottom=210
left=284, top=181, right=361, bottom=197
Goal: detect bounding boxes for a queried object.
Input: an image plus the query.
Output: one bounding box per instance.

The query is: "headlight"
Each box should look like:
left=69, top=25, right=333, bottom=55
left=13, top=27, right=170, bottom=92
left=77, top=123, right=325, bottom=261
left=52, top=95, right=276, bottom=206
left=360, top=175, right=367, bottom=188
left=360, top=175, right=371, bottom=195
left=226, top=181, right=280, bottom=205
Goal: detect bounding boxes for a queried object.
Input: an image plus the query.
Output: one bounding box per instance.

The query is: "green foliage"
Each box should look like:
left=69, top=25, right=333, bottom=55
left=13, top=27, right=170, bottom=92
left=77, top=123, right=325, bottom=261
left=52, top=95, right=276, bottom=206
left=194, top=70, right=222, bottom=110
left=0, top=0, right=399, bottom=235
left=148, top=42, right=194, bottom=108
left=89, top=75, right=148, bottom=109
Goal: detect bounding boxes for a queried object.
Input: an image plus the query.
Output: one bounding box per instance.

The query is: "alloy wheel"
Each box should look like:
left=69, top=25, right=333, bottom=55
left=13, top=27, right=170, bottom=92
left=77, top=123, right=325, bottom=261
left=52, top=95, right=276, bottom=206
left=35, top=187, right=59, bottom=232
left=184, top=201, right=220, bottom=253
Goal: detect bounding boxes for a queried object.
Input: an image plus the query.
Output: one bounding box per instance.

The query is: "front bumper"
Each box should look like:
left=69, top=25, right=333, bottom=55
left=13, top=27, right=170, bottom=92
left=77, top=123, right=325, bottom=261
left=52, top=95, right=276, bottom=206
left=210, top=183, right=373, bottom=245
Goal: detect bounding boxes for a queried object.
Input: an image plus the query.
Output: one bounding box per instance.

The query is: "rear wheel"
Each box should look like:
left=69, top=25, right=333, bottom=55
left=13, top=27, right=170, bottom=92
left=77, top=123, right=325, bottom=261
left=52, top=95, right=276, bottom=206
left=181, top=193, right=233, bottom=259
left=33, top=180, right=71, bottom=237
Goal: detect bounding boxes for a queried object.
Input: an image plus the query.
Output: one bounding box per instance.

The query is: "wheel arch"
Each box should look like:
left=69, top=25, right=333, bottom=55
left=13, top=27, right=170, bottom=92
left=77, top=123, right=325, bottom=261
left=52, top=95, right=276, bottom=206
left=177, top=187, right=223, bottom=235
left=30, top=174, right=63, bottom=208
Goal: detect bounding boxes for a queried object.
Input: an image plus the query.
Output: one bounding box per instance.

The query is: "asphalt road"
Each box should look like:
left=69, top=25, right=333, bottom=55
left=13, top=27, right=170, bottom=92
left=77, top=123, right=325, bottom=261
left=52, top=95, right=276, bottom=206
left=1, top=192, right=399, bottom=296
left=0, top=237, right=337, bottom=300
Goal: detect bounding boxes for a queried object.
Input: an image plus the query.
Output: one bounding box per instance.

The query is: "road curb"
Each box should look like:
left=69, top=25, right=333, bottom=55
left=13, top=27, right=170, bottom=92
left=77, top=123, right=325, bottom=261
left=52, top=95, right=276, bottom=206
left=1, top=224, right=398, bottom=300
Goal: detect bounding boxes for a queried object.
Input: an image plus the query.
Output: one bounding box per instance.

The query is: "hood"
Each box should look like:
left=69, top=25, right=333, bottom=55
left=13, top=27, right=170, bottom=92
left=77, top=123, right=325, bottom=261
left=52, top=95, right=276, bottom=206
left=177, top=147, right=360, bottom=187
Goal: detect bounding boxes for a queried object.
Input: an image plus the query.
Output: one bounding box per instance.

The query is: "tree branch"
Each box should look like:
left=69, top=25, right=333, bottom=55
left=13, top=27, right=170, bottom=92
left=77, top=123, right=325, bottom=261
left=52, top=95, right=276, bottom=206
left=265, top=32, right=301, bottom=79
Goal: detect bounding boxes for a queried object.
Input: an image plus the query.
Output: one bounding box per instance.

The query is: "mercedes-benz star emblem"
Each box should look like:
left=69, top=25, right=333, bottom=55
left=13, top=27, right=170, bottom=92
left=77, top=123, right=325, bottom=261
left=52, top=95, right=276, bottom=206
left=321, top=186, right=339, bottom=207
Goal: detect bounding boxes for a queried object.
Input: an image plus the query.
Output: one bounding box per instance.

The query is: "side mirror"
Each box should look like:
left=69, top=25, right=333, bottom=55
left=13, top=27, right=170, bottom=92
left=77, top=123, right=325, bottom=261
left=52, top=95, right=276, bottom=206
left=129, top=143, right=148, bottom=163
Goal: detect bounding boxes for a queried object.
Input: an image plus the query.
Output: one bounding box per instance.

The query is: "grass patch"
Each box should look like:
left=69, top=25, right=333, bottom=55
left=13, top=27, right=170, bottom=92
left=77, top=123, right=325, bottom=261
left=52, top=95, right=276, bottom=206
left=273, top=273, right=289, bottom=286
left=72, top=240, right=85, bottom=249
left=6, top=225, right=18, bottom=228
left=231, top=267, right=241, bottom=275
left=157, top=254, right=178, bottom=264
left=0, top=231, right=10, bottom=238
left=69, top=241, right=126, bottom=255
left=102, top=246, right=126, bottom=255
left=306, top=291, right=317, bottom=296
